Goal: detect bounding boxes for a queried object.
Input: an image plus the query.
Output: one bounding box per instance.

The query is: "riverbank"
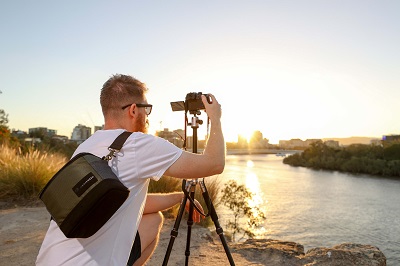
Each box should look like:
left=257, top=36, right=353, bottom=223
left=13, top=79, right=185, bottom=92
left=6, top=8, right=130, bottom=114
left=0, top=205, right=262, bottom=265
left=0, top=205, right=386, bottom=265
left=227, top=149, right=299, bottom=155
left=282, top=142, right=400, bottom=177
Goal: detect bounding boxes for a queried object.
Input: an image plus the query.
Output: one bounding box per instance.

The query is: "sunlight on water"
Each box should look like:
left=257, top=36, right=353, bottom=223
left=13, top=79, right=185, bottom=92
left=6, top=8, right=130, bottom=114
left=246, top=160, right=254, bottom=168
left=244, top=172, right=263, bottom=207
left=244, top=160, right=267, bottom=239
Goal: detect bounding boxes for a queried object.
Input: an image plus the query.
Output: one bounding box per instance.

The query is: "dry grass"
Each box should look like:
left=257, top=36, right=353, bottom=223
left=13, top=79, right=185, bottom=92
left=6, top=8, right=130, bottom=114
left=0, top=143, right=222, bottom=226
left=0, top=144, right=67, bottom=200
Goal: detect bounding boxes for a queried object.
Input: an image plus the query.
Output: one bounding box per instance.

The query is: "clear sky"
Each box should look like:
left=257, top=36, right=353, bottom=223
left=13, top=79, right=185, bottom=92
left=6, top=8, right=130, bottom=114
left=1, top=1, right=399, bottom=144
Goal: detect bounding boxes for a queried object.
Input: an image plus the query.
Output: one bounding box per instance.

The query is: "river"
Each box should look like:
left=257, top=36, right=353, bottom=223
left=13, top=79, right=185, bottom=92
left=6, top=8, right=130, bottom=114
left=212, top=154, right=400, bottom=266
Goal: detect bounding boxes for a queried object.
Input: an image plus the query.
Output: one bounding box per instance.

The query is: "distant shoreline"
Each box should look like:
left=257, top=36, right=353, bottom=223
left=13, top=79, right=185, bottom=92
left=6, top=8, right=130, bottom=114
left=227, top=149, right=300, bottom=155
left=190, top=148, right=301, bottom=155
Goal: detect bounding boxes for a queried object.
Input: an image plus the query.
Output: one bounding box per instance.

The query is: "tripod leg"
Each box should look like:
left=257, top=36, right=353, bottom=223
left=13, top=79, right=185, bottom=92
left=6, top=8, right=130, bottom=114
left=162, top=181, right=189, bottom=266
left=200, top=180, right=236, bottom=266
left=184, top=188, right=195, bottom=266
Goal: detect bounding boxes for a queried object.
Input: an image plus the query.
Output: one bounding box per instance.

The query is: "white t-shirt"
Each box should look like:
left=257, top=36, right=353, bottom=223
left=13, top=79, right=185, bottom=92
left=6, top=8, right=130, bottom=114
left=36, top=129, right=183, bottom=266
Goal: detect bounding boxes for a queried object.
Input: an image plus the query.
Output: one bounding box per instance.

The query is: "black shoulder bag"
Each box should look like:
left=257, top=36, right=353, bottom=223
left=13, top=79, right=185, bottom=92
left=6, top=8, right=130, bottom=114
left=39, top=131, right=132, bottom=238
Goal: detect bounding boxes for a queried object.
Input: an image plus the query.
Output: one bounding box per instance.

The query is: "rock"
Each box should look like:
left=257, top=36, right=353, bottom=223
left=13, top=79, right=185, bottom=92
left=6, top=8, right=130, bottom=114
left=231, top=239, right=386, bottom=266
left=231, top=239, right=305, bottom=265
left=303, top=243, right=386, bottom=266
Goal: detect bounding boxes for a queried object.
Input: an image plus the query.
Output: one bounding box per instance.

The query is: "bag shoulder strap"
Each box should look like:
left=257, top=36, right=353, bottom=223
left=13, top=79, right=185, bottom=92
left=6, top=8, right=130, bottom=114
left=109, top=131, right=133, bottom=150
left=103, top=131, right=133, bottom=161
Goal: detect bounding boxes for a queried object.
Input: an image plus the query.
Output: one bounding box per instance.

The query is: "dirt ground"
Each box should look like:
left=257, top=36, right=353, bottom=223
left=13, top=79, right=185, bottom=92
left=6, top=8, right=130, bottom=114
left=0, top=205, right=262, bottom=265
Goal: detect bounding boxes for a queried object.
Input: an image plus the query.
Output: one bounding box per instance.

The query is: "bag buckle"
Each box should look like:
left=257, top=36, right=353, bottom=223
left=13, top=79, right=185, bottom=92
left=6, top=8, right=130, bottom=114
left=103, top=148, right=119, bottom=161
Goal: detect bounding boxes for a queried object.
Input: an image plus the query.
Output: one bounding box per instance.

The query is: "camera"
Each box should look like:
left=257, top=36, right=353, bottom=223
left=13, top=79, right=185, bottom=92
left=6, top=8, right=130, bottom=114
left=171, top=92, right=211, bottom=112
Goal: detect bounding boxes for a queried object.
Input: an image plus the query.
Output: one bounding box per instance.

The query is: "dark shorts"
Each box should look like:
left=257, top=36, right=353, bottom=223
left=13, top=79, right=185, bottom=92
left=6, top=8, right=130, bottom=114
left=127, top=231, right=141, bottom=266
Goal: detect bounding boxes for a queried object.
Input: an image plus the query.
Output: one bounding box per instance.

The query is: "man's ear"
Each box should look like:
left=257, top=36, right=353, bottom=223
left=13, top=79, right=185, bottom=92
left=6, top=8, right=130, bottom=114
left=129, top=104, right=136, bottom=117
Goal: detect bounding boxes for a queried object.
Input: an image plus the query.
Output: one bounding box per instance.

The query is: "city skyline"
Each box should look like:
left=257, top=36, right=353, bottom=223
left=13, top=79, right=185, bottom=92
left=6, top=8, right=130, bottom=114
left=1, top=1, right=399, bottom=144
left=18, top=123, right=383, bottom=146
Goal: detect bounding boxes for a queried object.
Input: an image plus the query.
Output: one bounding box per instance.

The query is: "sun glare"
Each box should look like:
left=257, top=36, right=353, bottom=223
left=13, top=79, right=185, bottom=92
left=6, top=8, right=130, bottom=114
left=239, top=129, right=254, bottom=143
left=246, top=160, right=254, bottom=168
left=245, top=172, right=263, bottom=207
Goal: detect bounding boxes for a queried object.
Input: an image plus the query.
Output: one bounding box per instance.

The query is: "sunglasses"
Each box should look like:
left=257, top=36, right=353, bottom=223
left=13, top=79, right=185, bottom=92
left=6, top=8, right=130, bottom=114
left=121, top=103, right=152, bottom=115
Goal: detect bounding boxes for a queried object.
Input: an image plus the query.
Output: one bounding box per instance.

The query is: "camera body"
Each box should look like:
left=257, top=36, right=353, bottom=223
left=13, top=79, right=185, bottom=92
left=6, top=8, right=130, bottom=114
left=185, top=92, right=209, bottom=111
left=171, top=92, right=211, bottom=112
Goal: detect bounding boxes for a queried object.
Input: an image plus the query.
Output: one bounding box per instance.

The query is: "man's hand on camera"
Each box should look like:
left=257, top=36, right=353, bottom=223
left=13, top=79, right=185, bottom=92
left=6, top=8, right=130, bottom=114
left=201, top=94, right=221, bottom=122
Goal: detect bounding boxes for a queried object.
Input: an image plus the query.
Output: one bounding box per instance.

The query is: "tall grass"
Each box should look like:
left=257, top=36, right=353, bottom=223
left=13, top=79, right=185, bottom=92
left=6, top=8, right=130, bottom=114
left=0, top=144, right=66, bottom=200
left=0, top=142, right=222, bottom=227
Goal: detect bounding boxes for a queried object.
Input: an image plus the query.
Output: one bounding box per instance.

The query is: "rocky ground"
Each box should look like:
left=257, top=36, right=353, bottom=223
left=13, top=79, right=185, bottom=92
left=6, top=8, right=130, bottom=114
left=0, top=204, right=386, bottom=266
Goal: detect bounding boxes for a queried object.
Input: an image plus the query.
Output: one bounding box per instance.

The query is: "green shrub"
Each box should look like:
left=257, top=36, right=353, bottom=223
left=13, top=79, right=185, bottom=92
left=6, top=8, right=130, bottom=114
left=220, top=180, right=266, bottom=241
left=384, top=144, right=400, bottom=160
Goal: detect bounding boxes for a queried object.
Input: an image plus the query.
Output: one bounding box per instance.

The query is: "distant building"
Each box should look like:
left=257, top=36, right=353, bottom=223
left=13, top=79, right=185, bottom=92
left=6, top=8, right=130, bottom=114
left=382, top=135, right=400, bottom=142
left=281, top=138, right=304, bottom=149
left=370, top=139, right=381, bottom=146
left=94, top=125, right=104, bottom=132
left=24, top=138, right=42, bottom=145
left=382, top=134, right=400, bottom=148
left=11, top=129, right=28, bottom=139
left=156, top=128, right=184, bottom=148
left=52, top=135, right=69, bottom=143
left=279, top=138, right=322, bottom=149
left=290, top=139, right=304, bottom=148
left=324, top=140, right=340, bottom=148
left=249, top=131, right=264, bottom=149
left=304, top=139, right=321, bottom=146
left=28, top=127, right=57, bottom=138
left=71, top=124, right=92, bottom=144
left=237, top=135, right=247, bottom=148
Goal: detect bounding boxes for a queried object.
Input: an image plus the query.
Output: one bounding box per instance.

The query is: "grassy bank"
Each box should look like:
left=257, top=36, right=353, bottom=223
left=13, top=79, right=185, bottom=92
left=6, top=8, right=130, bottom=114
left=0, top=144, right=221, bottom=225
left=0, top=144, right=67, bottom=201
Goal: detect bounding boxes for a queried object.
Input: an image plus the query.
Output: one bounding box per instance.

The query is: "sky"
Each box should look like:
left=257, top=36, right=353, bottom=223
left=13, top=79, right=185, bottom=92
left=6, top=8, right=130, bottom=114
left=1, top=1, right=399, bottom=144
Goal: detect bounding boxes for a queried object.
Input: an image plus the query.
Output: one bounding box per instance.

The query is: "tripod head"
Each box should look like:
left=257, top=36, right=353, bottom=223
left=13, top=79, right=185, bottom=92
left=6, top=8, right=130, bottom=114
left=187, top=112, right=203, bottom=154
left=170, top=92, right=212, bottom=153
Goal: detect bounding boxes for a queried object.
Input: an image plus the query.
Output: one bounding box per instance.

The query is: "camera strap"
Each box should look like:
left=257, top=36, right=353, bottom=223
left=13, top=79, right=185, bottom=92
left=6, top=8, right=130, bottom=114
left=182, top=185, right=209, bottom=218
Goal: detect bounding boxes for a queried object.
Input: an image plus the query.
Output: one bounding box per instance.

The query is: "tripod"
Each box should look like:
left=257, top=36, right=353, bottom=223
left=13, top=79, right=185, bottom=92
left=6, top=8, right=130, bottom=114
left=162, top=112, right=235, bottom=266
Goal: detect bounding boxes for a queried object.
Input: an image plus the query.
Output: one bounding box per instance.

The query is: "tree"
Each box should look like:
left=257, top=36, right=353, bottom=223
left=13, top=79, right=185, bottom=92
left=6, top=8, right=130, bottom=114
left=220, top=180, right=266, bottom=241
left=0, top=108, right=11, bottom=144
left=0, top=101, right=19, bottom=146
left=0, top=109, right=8, bottom=126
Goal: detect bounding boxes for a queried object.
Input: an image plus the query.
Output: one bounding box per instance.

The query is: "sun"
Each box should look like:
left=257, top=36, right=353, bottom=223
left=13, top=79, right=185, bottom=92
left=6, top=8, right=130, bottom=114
left=238, top=129, right=254, bottom=143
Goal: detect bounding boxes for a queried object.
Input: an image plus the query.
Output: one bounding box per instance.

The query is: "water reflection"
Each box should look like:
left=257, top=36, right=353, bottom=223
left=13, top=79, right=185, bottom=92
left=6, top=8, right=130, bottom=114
left=220, top=154, right=400, bottom=266
left=244, top=160, right=267, bottom=238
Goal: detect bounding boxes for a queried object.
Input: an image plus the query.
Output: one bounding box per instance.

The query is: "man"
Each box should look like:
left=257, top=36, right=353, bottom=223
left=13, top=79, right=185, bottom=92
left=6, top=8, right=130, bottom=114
left=36, top=74, right=225, bottom=265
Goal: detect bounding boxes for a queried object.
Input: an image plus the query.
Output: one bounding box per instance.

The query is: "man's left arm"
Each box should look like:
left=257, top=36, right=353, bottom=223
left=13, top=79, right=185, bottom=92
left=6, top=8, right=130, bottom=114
left=144, top=192, right=203, bottom=223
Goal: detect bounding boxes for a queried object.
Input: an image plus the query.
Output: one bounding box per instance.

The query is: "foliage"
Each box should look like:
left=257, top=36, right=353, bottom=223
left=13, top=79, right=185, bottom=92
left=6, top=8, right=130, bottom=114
left=283, top=142, right=400, bottom=177
left=0, top=144, right=67, bottom=200
left=33, top=140, right=79, bottom=159
left=0, top=125, right=11, bottom=143
left=383, top=144, right=400, bottom=160
left=220, top=180, right=266, bottom=241
left=148, top=175, right=182, bottom=193
left=0, top=125, right=19, bottom=147
left=0, top=109, right=8, bottom=125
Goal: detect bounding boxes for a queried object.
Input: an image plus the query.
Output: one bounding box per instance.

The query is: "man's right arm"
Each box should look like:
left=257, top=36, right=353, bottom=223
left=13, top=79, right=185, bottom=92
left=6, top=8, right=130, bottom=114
left=164, top=94, right=225, bottom=179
